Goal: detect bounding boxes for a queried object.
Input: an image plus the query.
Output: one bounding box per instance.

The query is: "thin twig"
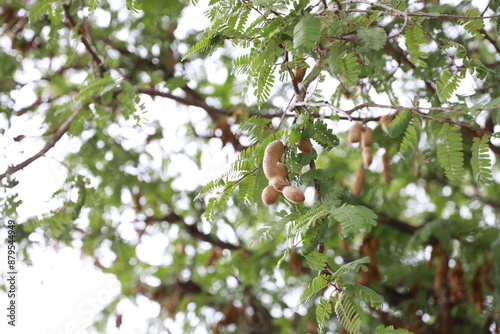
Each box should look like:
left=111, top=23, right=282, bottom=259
left=62, top=4, right=106, bottom=76
left=338, top=0, right=500, bottom=20
left=146, top=212, right=246, bottom=251
left=288, top=100, right=499, bottom=135
left=136, top=87, right=228, bottom=120
left=0, top=107, right=82, bottom=181
left=291, top=100, right=353, bottom=120
left=303, top=44, right=329, bottom=89
left=388, top=10, right=408, bottom=40
left=481, top=0, right=494, bottom=16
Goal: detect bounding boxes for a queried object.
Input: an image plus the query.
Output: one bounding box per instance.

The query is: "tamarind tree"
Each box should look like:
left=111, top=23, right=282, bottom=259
left=1, top=0, right=500, bottom=333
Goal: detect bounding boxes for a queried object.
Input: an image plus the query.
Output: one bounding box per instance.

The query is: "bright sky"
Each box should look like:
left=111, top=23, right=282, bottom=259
left=0, top=0, right=496, bottom=333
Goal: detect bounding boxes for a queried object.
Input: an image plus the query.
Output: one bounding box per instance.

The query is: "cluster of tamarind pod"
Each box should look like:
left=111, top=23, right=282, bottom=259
left=350, top=115, right=394, bottom=196
left=261, top=140, right=307, bottom=205
left=261, top=114, right=396, bottom=203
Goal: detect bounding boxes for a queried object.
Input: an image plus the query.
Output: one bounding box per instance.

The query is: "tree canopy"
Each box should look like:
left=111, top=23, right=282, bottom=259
left=1, top=0, right=500, bottom=333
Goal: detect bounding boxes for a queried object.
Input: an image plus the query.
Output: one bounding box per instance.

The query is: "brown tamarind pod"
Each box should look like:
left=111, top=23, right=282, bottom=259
left=348, top=123, right=363, bottom=143
left=270, top=177, right=287, bottom=192
left=362, top=146, right=373, bottom=167
left=263, top=140, right=285, bottom=180
left=293, top=68, right=306, bottom=83
left=282, top=185, right=305, bottom=204
left=352, top=167, right=366, bottom=196
left=361, top=126, right=373, bottom=147
left=165, top=48, right=176, bottom=73
left=380, top=114, right=394, bottom=125
left=382, top=152, right=391, bottom=185
left=298, top=138, right=313, bottom=153
left=262, top=185, right=280, bottom=205
left=276, top=162, right=288, bottom=180
left=380, top=115, right=394, bottom=134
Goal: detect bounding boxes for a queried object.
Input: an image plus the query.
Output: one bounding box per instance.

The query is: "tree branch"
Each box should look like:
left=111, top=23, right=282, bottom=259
left=137, top=86, right=250, bottom=149
left=377, top=213, right=419, bottom=234
left=62, top=4, right=106, bottom=76
left=138, top=87, right=217, bottom=115
left=383, top=42, right=437, bottom=95
left=288, top=100, right=498, bottom=136
left=0, top=107, right=82, bottom=181
left=336, top=0, right=500, bottom=20
left=146, top=212, right=246, bottom=252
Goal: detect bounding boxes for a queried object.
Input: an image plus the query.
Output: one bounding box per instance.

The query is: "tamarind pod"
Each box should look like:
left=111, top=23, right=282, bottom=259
left=261, top=185, right=280, bottom=205
left=293, top=68, right=306, bottom=83
left=380, top=115, right=394, bottom=134
left=348, top=123, right=363, bottom=143
left=276, top=162, right=288, bottom=180
left=382, top=152, right=391, bottom=185
left=362, top=146, right=373, bottom=167
left=165, top=48, right=176, bottom=73
left=379, top=115, right=394, bottom=125
left=352, top=167, right=366, bottom=196
left=298, top=138, right=313, bottom=153
left=263, top=140, right=285, bottom=180
left=361, top=127, right=373, bottom=147
left=270, top=177, right=287, bottom=192
left=282, top=185, right=305, bottom=204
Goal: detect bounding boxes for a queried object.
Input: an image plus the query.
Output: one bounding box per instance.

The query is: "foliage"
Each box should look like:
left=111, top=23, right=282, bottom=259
left=387, top=109, right=412, bottom=138
left=471, top=135, right=493, bottom=184
left=399, top=118, right=421, bottom=160
left=404, top=24, right=428, bottom=67
left=1, top=0, right=500, bottom=333
left=436, top=124, right=466, bottom=180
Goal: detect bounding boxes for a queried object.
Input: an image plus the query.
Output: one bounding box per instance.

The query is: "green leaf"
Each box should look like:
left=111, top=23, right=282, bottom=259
left=330, top=51, right=361, bottom=86
left=262, top=16, right=285, bottom=39
left=291, top=205, right=331, bottom=232
left=298, top=274, right=332, bottom=307
left=331, top=205, right=377, bottom=239
left=233, top=53, right=253, bottom=75
left=471, top=135, right=492, bottom=184
left=436, top=124, right=465, bottom=180
left=458, top=8, right=485, bottom=35
left=436, top=70, right=465, bottom=103
left=317, top=298, right=334, bottom=334
left=77, top=76, right=116, bottom=102
left=311, top=119, right=340, bottom=151
left=335, top=291, right=361, bottom=334
left=305, top=252, right=329, bottom=271
left=293, top=14, right=321, bottom=52
left=346, top=284, right=383, bottom=309
left=399, top=121, right=421, bottom=160
left=255, top=64, right=275, bottom=105
left=250, top=213, right=300, bottom=247
left=404, top=25, right=428, bottom=67
left=182, top=31, right=221, bottom=60
left=333, top=257, right=371, bottom=278
left=29, top=0, right=53, bottom=22
left=302, top=219, right=328, bottom=255
left=358, top=27, right=386, bottom=51
left=387, top=109, right=412, bottom=138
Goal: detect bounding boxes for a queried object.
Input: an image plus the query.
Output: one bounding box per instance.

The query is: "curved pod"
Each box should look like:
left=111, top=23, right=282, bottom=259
left=263, top=140, right=285, bottom=180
